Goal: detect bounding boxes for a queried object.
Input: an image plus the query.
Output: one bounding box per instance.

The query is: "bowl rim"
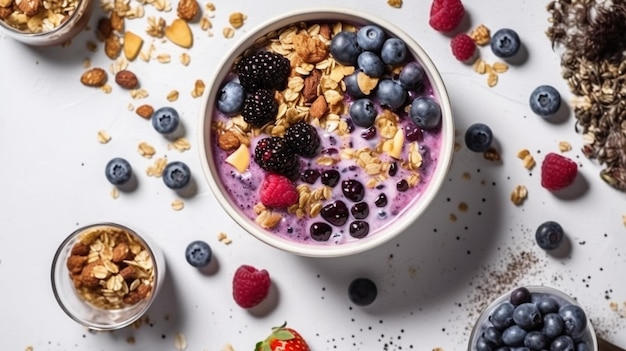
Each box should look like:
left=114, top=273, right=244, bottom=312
left=466, top=285, right=598, bottom=351
left=197, top=7, right=455, bottom=258
left=50, top=222, right=164, bottom=330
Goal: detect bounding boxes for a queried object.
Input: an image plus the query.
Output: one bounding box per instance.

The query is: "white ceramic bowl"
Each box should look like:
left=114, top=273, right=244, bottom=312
left=198, top=8, right=454, bottom=257
left=0, top=0, right=93, bottom=46
left=51, top=222, right=166, bottom=330
left=467, top=286, right=597, bottom=351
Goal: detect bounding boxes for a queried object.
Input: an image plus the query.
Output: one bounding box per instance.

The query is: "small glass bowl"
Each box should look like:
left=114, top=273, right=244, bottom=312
left=0, top=0, right=93, bottom=46
left=51, top=222, right=166, bottom=331
left=468, top=285, right=597, bottom=351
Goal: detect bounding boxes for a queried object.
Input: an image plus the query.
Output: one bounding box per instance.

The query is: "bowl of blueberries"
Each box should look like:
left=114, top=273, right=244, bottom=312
left=468, top=286, right=597, bottom=351
left=198, top=8, right=455, bottom=257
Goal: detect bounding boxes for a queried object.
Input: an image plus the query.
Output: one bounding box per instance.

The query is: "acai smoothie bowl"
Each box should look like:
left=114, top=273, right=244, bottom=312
left=199, top=8, right=454, bottom=257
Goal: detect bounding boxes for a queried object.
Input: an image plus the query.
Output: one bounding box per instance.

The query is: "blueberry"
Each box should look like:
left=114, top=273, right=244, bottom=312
left=381, top=37, right=407, bottom=65
left=376, top=79, right=406, bottom=110
left=300, top=169, right=320, bottom=184
left=558, top=304, right=587, bottom=339
left=550, top=335, right=575, bottom=351
left=388, top=162, right=398, bottom=176
left=348, top=278, right=377, bottom=306
left=310, top=222, right=333, bottom=241
left=537, top=296, right=560, bottom=314
left=535, top=221, right=564, bottom=250
left=396, top=179, right=409, bottom=192
left=356, top=25, right=386, bottom=52
left=342, top=179, right=365, bottom=202
left=349, top=221, right=370, bottom=238
left=162, top=161, right=191, bottom=189
left=524, top=331, right=550, bottom=350
left=344, top=71, right=368, bottom=98
left=491, top=28, right=521, bottom=58
left=476, top=336, right=497, bottom=351
left=543, top=313, right=565, bottom=339
left=513, top=303, right=542, bottom=330
left=330, top=31, right=362, bottom=66
left=320, top=169, right=340, bottom=187
left=217, top=81, right=246, bottom=116
left=490, top=302, right=515, bottom=331
left=494, top=348, right=511, bottom=351
left=409, top=97, right=441, bottom=129
left=351, top=202, right=369, bottom=219
left=399, top=62, right=425, bottom=90
left=185, top=240, right=212, bottom=267
left=510, top=287, right=531, bottom=306
left=152, top=106, right=180, bottom=134
left=320, top=200, right=349, bottom=226
left=405, top=123, right=423, bottom=142
left=105, top=157, right=132, bottom=185
left=465, top=123, right=493, bottom=152
left=483, top=326, right=503, bottom=347
left=576, top=342, right=590, bottom=351
left=530, top=85, right=561, bottom=117
left=357, top=51, right=386, bottom=78
left=349, top=98, right=378, bottom=127
left=361, top=126, right=377, bottom=139
left=375, top=193, right=388, bottom=207
left=502, top=325, right=527, bottom=347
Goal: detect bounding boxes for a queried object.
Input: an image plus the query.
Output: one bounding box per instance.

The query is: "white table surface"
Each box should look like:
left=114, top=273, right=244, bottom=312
left=2, top=0, right=626, bottom=350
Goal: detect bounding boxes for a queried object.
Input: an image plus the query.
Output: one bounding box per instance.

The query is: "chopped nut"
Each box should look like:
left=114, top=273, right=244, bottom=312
left=387, top=0, right=402, bottom=7
left=104, top=34, right=122, bottom=59
left=136, top=104, right=154, bottom=119
left=96, top=17, right=113, bottom=40
left=218, top=131, right=241, bottom=151
left=177, top=0, right=199, bottom=21
left=165, top=18, right=193, bottom=48
left=123, top=31, right=144, bottom=61
left=80, top=68, right=108, bottom=87
left=16, top=0, right=42, bottom=17
left=511, top=185, right=528, bottom=206
left=167, top=89, right=179, bottom=101
left=191, top=79, right=205, bottom=98
left=558, top=141, right=572, bottom=152
left=115, top=70, right=139, bottom=89
left=483, top=147, right=501, bottom=162
left=110, top=10, right=124, bottom=32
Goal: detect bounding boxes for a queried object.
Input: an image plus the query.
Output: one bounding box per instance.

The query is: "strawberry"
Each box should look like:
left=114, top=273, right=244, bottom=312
left=232, top=265, right=271, bottom=309
left=255, top=322, right=310, bottom=351
left=540, top=152, right=578, bottom=191
left=259, top=173, right=299, bottom=208
left=429, top=0, right=465, bottom=33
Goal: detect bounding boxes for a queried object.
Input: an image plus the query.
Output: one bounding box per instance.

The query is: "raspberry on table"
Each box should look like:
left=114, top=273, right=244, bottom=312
left=259, top=173, right=299, bottom=208
left=236, top=51, right=291, bottom=92
left=232, top=265, right=271, bottom=309
left=242, top=88, right=278, bottom=127
left=284, top=121, right=321, bottom=157
left=540, top=152, right=578, bottom=191
left=451, top=33, right=476, bottom=61
left=429, top=0, right=465, bottom=33
left=254, top=136, right=300, bottom=179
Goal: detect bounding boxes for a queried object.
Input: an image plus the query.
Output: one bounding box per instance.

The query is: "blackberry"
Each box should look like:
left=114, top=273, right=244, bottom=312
left=242, top=89, right=278, bottom=127
left=254, top=137, right=299, bottom=178
left=236, top=51, right=290, bottom=91
left=284, top=121, right=320, bottom=157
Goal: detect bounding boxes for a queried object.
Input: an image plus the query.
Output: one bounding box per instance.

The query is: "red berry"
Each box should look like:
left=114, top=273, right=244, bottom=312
left=232, top=265, right=271, bottom=309
left=451, top=34, right=476, bottom=61
left=259, top=173, right=299, bottom=208
left=429, top=0, right=465, bottom=33
left=541, top=152, right=578, bottom=191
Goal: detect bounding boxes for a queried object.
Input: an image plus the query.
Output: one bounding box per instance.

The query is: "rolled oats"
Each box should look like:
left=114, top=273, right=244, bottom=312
left=487, top=72, right=498, bottom=87
left=470, top=24, right=491, bottom=46
left=97, top=130, right=112, bottom=144
left=191, top=79, right=205, bottom=98
left=222, top=27, right=235, bottom=39
left=558, top=141, right=572, bottom=152
left=171, top=199, right=184, bottom=211
left=138, top=141, right=156, bottom=158
left=169, top=137, right=191, bottom=151
left=146, top=157, right=167, bottom=177
left=179, top=52, right=191, bottom=66
left=387, top=0, right=402, bottom=8
left=111, top=187, right=120, bottom=199
left=167, top=89, right=179, bottom=101
left=130, top=88, right=149, bottom=99
left=228, top=12, right=246, bottom=29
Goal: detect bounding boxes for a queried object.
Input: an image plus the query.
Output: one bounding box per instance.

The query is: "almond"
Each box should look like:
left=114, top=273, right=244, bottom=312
left=115, top=70, right=139, bottom=89
left=136, top=104, right=154, bottom=119
left=80, top=68, right=108, bottom=87
left=123, top=31, right=143, bottom=61
left=165, top=18, right=193, bottom=48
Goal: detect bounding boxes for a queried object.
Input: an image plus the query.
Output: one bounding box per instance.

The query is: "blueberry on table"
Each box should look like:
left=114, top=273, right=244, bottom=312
left=535, top=221, right=564, bottom=250
left=162, top=161, right=191, bottom=189
left=490, top=28, right=521, bottom=58
left=185, top=240, right=212, bottom=267
left=356, top=24, right=386, bottom=52
left=105, top=157, right=132, bottom=185
left=357, top=51, right=385, bottom=78
left=217, top=81, right=246, bottom=116
left=465, top=123, right=493, bottom=152
left=380, top=37, right=407, bottom=65
left=152, top=106, right=180, bottom=134
left=399, top=62, right=425, bottom=91
left=348, top=278, right=377, bottom=306
left=409, top=97, right=441, bottom=129
left=329, top=31, right=362, bottom=66
left=529, top=85, right=561, bottom=117
left=349, top=98, right=377, bottom=128
left=509, top=286, right=531, bottom=306
left=376, top=79, right=406, bottom=110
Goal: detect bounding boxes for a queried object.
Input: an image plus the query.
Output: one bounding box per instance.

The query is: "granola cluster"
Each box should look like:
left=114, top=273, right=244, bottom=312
left=0, top=0, right=81, bottom=33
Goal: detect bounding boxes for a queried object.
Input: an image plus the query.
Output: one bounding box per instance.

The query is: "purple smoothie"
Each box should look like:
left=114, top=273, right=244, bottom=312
left=210, top=21, right=443, bottom=246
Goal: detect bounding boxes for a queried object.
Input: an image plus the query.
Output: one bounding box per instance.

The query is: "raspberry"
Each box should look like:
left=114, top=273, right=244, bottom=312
left=236, top=51, right=290, bottom=92
left=254, top=137, right=300, bottom=179
left=284, top=121, right=321, bottom=157
left=259, top=173, right=299, bottom=208
left=232, top=265, right=271, bottom=309
left=451, top=34, right=476, bottom=61
left=540, top=152, right=578, bottom=191
left=242, top=89, right=278, bottom=127
left=429, top=0, right=465, bottom=33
